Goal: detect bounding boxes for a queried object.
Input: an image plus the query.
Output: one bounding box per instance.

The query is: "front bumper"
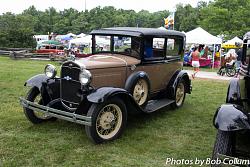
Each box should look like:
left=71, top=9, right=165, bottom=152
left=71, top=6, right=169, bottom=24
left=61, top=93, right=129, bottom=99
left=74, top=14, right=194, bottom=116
left=19, top=97, right=92, bottom=126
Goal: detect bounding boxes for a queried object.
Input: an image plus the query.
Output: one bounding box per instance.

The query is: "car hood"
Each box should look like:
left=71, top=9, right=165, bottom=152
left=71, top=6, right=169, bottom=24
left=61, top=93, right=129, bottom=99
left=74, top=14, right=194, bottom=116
left=76, top=54, right=141, bottom=69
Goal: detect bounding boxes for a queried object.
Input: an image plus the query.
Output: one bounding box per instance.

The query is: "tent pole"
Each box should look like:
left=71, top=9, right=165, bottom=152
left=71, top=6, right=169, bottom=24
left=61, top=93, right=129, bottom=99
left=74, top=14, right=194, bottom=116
left=219, top=44, right=221, bottom=69
left=212, top=45, right=215, bottom=69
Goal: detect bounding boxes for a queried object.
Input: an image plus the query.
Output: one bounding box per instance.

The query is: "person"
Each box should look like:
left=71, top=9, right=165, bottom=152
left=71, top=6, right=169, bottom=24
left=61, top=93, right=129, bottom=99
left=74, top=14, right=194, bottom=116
left=236, top=48, right=243, bottom=72
left=191, top=46, right=200, bottom=79
left=144, top=38, right=153, bottom=58
left=217, top=49, right=236, bottom=75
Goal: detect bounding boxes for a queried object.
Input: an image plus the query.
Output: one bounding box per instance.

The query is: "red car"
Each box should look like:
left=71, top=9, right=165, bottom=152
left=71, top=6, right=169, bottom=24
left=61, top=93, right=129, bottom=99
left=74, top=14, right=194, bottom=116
left=36, top=44, right=64, bottom=55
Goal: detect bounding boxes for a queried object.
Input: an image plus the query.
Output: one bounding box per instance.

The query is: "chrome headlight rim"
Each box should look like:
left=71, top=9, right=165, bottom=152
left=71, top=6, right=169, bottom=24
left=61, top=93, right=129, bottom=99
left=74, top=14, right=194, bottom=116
left=79, top=69, right=92, bottom=85
left=44, top=64, right=57, bottom=78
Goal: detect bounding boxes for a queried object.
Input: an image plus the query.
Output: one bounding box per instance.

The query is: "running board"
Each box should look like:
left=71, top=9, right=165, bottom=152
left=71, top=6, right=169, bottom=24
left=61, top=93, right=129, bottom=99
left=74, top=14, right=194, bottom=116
left=144, top=98, right=175, bottom=113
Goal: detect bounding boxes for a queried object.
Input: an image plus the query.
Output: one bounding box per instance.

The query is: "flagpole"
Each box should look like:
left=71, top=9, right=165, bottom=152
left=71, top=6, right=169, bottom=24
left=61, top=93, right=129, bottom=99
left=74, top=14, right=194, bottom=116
left=173, top=12, right=175, bottom=30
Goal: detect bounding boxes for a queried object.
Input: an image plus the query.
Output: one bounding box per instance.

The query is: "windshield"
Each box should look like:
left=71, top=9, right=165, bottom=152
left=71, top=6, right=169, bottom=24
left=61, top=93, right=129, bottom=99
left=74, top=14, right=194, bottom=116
left=94, top=35, right=141, bottom=59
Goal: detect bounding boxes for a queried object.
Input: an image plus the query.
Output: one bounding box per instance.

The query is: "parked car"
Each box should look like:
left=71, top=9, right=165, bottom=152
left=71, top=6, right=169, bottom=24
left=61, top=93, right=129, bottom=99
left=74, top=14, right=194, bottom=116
left=212, top=32, right=250, bottom=166
left=36, top=43, right=64, bottom=55
left=19, top=27, right=191, bottom=143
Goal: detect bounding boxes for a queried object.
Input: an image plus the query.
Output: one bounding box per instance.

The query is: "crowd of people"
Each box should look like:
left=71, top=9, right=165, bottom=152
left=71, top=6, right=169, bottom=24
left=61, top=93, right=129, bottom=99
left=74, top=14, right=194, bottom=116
left=186, top=44, right=243, bottom=79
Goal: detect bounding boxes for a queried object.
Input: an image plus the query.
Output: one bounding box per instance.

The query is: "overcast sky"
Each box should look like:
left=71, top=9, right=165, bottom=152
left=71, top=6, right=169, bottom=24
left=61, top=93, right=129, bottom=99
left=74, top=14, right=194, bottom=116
left=0, top=0, right=211, bottom=14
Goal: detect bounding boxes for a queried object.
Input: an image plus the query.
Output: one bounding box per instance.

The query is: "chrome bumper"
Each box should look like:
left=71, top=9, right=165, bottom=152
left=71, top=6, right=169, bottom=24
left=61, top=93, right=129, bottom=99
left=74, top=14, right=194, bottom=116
left=19, top=97, right=92, bottom=126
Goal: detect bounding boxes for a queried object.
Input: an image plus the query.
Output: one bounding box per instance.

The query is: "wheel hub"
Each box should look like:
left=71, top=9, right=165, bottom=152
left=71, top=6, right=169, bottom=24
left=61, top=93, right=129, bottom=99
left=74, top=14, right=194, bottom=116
left=176, top=83, right=185, bottom=106
left=133, top=80, right=148, bottom=105
left=99, top=112, right=115, bottom=130
left=96, top=104, right=123, bottom=140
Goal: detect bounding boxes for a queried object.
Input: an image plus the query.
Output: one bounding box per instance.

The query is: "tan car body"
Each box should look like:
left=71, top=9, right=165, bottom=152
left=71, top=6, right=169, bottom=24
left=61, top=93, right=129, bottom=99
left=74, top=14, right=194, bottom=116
left=77, top=54, right=182, bottom=94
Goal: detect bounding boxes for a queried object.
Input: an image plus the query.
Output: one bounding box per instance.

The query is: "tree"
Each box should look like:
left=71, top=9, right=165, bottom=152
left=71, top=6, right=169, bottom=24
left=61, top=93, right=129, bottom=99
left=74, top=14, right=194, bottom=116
left=0, top=12, right=36, bottom=48
left=174, top=4, right=199, bottom=32
left=199, top=0, right=250, bottom=39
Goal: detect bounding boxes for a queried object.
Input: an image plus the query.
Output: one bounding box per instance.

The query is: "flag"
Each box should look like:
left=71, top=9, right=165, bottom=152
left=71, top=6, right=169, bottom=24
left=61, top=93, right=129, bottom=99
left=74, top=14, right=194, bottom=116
left=164, top=12, right=175, bottom=30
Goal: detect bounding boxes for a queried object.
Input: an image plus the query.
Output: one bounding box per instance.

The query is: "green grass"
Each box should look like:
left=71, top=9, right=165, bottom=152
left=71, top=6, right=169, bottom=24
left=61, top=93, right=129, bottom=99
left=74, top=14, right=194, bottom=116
left=183, top=66, right=219, bottom=72
left=0, top=56, right=229, bottom=167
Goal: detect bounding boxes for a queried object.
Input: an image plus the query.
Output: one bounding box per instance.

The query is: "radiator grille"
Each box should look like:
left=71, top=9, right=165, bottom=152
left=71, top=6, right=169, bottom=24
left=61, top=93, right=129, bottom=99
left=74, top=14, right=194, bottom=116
left=60, top=62, right=82, bottom=105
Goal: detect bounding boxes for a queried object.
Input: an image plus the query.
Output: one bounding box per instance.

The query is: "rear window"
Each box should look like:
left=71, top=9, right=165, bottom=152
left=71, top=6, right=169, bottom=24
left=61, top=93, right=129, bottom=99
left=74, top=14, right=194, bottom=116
left=166, top=37, right=183, bottom=60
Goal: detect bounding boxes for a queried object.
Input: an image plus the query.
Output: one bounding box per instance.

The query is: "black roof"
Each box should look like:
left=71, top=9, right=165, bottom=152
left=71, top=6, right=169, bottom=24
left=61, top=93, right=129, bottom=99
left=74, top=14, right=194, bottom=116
left=90, top=27, right=185, bottom=38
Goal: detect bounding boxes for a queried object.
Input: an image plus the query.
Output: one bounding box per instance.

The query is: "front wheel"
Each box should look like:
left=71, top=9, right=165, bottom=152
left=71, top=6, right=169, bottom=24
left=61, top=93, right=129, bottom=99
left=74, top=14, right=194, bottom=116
left=212, top=130, right=233, bottom=167
left=24, top=87, right=56, bottom=124
left=85, top=98, right=127, bottom=144
left=171, top=80, right=186, bottom=108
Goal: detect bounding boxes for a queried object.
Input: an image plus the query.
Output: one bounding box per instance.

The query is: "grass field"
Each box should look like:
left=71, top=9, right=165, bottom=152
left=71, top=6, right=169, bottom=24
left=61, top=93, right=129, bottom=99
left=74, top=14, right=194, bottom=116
left=0, top=57, right=229, bottom=167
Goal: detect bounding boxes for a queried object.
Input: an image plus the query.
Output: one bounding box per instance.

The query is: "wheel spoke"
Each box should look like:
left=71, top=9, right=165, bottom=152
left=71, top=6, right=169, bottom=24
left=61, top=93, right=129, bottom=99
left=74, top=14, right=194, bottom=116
left=96, top=104, right=123, bottom=140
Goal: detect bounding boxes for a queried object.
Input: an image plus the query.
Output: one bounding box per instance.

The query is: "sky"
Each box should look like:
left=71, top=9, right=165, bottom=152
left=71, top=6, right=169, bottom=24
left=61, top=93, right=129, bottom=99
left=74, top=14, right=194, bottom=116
left=0, top=0, right=211, bottom=14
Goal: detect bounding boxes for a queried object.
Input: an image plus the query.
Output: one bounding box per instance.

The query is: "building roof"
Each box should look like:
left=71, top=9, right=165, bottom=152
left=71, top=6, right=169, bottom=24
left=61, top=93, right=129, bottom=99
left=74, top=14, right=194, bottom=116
left=90, top=27, right=185, bottom=38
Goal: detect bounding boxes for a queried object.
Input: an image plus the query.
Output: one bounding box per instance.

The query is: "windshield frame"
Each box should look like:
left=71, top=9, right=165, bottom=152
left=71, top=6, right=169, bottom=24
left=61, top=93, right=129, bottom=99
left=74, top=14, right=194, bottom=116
left=91, top=34, right=142, bottom=59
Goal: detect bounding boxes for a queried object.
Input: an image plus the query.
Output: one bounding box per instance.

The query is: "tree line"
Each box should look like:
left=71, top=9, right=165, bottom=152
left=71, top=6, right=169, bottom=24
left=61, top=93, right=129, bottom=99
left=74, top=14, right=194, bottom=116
left=0, top=0, right=249, bottom=48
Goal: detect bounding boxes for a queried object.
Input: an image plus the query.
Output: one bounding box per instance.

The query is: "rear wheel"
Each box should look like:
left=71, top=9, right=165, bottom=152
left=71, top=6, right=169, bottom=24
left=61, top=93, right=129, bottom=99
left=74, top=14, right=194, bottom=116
left=212, top=130, right=233, bottom=167
left=171, top=80, right=186, bottom=108
left=24, top=87, right=56, bottom=124
left=132, top=79, right=149, bottom=107
left=85, top=98, right=127, bottom=144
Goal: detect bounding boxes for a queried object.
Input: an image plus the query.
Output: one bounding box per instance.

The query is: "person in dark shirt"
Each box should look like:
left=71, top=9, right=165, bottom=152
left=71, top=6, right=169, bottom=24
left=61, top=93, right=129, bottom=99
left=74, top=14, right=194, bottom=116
left=236, top=48, right=243, bottom=72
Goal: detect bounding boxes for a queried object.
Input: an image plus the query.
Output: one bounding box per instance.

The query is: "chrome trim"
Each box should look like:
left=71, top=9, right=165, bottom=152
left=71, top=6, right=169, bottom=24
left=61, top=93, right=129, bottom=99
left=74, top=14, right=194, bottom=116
left=61, top=66, right=81, bottom=70
left=61, top=100, right=78, bottom=111
left=19, top=97, right=91, bottom=126
left=62, top=60, right=86, bottom=71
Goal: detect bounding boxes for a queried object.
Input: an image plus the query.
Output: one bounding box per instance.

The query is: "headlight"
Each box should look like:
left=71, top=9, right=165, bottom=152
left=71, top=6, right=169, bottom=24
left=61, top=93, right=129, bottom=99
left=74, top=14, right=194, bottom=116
left=79, top=69, right=92, bottom=85
left=44, top=64, right=57, bottom=78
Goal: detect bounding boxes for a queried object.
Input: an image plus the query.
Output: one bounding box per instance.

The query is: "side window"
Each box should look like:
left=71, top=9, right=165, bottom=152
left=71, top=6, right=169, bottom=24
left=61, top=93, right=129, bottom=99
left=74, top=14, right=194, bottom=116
left=166, top=37, right=183, bottom=60
left=153, top=38, right=164, bottom=49
left=144, top=38, right=165, bottom=60
left=113, top=36, right=131, bottom=54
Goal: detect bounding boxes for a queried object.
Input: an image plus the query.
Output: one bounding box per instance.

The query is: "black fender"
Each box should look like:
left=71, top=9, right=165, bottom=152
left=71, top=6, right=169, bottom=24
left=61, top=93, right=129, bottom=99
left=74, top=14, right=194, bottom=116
left=125, top=71, right=151, bottom=92
left=124, top=71, right=150, bottom=102
left=24, top=74, right=49, bottom=90
left=213, top=104, right=250, bottom=131
left=24, top=74, right=60, bottom=102
left=226, top=78, right=241, bottom=104
left=166, top=70, right=191, bottom=99
left=87, top=87, right=143, bottom=113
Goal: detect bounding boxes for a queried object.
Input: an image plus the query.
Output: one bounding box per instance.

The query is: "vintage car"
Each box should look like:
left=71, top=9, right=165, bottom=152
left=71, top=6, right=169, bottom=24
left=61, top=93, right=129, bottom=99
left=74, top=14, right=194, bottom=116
left=19, top=27, right=191, bottom=143
left=36, top=43, right=64, bottom=55
left=212, top=32, right=250, bottom=166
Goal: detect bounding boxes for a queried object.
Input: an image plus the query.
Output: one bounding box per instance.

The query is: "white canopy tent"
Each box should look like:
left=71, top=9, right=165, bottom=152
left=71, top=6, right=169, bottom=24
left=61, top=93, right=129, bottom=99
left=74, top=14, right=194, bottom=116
left=69, top=35, right=92, bottom=48
left=185, top=27, right=222, bottom=45
left=185, top=27, right=222, bottom=68
left=77, top=33, right=86, bottom=38
left=67, top=33, right=76, bottom=37
left=224, top=36, right=243, bottom=45
left=33, top=35, right=49, bottom=41
left=157, top=27, right=166, bottom=30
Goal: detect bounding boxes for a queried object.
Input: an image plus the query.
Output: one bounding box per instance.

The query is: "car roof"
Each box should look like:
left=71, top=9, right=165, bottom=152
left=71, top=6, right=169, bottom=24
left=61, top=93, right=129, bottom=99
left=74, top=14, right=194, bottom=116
left=90, top=27, right=186, bottom=38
